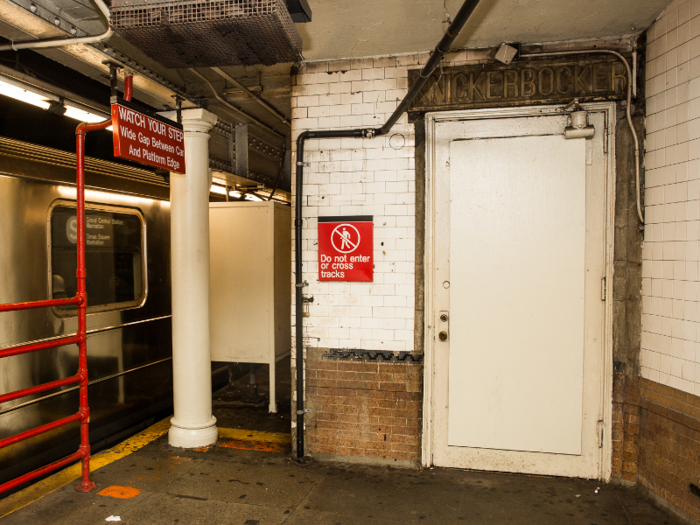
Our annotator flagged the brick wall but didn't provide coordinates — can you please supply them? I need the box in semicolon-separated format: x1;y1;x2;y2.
612;372;641;481
304;348;422;465
639;378;700;521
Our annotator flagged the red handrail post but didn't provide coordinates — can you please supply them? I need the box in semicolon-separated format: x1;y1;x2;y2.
74;123;97;493
0;112;114;495
73;119;111;492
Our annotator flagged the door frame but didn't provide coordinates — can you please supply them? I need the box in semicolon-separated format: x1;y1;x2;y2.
422;103;616;481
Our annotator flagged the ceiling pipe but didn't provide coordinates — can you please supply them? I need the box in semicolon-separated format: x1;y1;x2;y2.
293;0;482;462
377;0;481;136
189;68;285;142
124;73;133;102
0;0;113;52
210;67;291;128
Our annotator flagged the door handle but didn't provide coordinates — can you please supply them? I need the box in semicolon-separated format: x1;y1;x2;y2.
439;331;448;342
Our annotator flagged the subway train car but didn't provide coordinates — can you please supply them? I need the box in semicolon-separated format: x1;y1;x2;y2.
0;136;192;487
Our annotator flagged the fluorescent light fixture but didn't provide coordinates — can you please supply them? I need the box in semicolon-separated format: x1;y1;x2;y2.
64;105;107;123
244;193;263;201
63;104;112;130
0;74;110;128
210;184;244;199
0;78;51;110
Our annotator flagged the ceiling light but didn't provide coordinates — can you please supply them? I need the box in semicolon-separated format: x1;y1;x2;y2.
0;79;51;109
210;184;245;199
63;105;106;123
64;104;112;130
0;75;110;128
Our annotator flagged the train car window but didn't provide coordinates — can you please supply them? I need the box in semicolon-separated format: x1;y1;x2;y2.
50;205;145;313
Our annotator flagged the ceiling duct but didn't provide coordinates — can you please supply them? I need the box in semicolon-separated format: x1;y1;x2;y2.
110;0;303;68
285;0;311;22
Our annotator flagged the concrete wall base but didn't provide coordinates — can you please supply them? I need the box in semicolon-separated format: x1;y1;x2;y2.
309;451;419;469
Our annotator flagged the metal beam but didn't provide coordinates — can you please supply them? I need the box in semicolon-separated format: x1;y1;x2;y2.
235;123;249;178
211;67;290;127
189;68;286;142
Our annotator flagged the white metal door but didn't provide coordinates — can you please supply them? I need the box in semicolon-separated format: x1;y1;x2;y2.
427;107;612;479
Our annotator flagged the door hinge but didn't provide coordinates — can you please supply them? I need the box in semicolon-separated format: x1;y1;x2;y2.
601;277;607;301
597;420;604;448
603;125;608;154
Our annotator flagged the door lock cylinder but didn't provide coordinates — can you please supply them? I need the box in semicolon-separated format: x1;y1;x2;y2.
438;310;449;342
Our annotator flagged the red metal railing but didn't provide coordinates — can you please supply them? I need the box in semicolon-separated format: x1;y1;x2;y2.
0;75;135;494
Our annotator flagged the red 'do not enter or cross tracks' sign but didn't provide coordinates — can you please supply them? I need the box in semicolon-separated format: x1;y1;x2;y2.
318;216;373;282
111;98;185;174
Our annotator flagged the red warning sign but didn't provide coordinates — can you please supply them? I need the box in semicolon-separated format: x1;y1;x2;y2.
318;216;373;282
111;98;185;174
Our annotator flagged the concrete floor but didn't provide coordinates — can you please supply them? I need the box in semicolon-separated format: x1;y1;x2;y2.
0;362;687;525
1;442;685;525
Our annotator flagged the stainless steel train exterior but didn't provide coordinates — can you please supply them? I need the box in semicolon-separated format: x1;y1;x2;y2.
0;137;177;487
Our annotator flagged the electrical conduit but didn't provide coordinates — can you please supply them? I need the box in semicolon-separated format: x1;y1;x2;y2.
519;49;644;225
0;0;113;52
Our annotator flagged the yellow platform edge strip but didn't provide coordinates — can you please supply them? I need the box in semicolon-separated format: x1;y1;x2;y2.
0;417;171;519
0;420;291;519
218;428;291;444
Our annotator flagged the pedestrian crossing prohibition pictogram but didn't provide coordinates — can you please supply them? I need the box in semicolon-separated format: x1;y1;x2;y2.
331;224;361;254
318;216;373;282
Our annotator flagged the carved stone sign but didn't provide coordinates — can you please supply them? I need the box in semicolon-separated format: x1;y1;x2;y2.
408;55;628;112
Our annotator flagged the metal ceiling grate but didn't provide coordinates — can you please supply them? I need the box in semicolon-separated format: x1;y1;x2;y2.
111;0;303;68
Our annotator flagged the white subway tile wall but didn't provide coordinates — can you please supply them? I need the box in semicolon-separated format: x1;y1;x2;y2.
289;42;622;356
291;54;424;354
642;0;700;393
290;50;494;354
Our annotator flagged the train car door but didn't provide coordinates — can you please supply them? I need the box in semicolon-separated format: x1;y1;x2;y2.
425;105;614;479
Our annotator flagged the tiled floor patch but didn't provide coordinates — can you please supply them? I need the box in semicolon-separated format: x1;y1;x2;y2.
97;486;141;499
217;438;291;453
